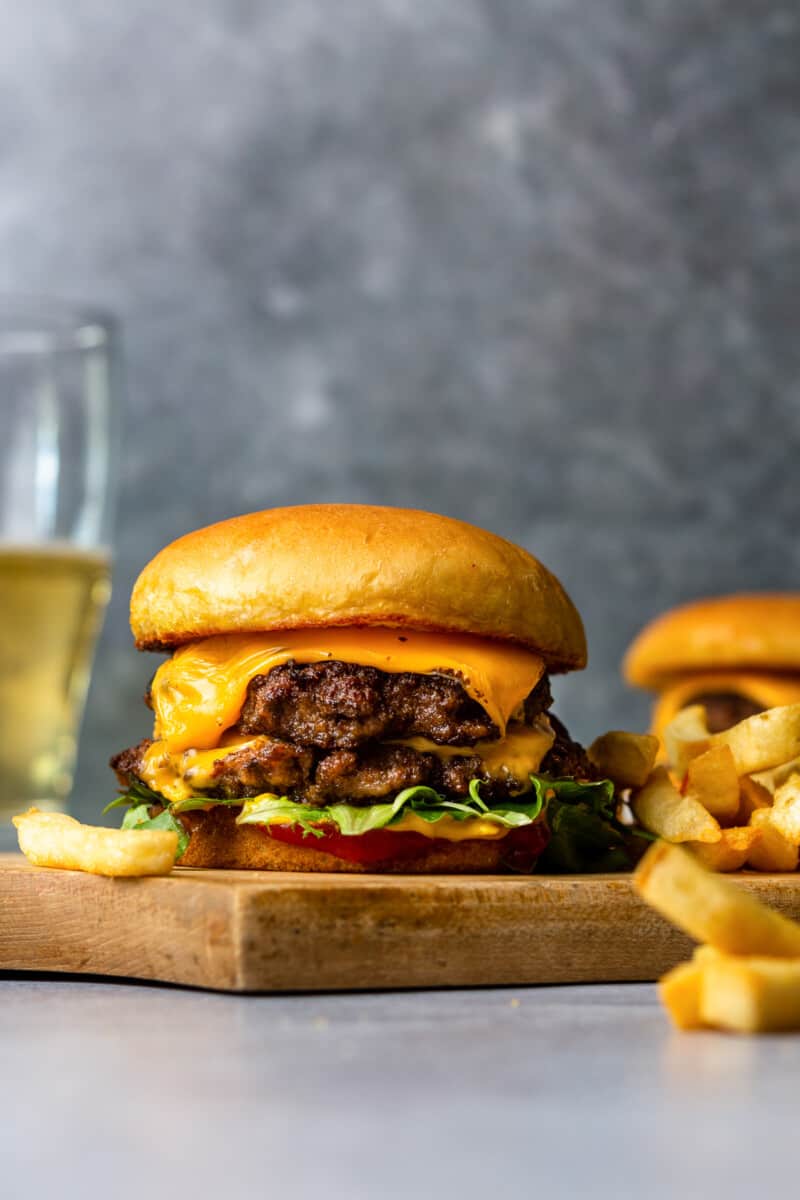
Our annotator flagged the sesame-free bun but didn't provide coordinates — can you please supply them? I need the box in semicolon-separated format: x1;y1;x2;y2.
175;806;525;874
130;505;586;671
624;594;800;689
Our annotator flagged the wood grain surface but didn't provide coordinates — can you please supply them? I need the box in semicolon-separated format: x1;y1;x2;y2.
3;852;800;993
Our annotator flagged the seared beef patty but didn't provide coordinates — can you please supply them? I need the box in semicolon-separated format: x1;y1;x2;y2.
208;738;314;795
110;738;151;783
111;666;589;806
111;720;591;807
686;692;762;734
539;715;594;780
238;660;504;748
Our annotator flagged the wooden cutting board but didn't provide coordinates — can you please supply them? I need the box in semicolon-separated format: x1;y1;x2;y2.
3;851;800;993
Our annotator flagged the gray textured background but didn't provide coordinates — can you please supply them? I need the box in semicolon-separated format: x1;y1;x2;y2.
1;1;799;821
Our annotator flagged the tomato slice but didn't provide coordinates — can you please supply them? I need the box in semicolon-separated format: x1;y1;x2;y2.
264;819;550;869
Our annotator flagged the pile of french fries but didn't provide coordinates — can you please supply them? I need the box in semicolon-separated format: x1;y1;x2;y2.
599;702;800;872
636;841;800;1032
12;809;177;877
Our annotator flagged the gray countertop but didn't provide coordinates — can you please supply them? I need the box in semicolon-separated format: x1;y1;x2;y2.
2;976;796;1199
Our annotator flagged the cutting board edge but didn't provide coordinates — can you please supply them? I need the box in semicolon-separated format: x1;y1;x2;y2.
4;854;800;992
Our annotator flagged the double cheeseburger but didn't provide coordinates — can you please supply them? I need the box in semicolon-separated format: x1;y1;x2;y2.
624;594;800;740
110;505;625;873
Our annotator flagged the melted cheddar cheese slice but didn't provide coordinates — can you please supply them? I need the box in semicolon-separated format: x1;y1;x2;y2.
259;810;510;841
390;717;554;793
150;629;546;753
140;734;260;805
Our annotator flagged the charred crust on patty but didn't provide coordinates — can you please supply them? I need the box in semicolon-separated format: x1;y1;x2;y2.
206;739;314;798
237;660;499;749
539;715;597;780
109;739;153;790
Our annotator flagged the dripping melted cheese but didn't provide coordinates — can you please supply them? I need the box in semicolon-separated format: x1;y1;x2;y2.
149;629;546;753
389;716;554;792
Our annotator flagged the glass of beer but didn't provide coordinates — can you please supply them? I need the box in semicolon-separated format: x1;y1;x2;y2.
0;300;119;839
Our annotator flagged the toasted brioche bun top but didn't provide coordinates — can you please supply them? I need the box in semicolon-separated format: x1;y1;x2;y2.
625;594;800;689
130;504;586;671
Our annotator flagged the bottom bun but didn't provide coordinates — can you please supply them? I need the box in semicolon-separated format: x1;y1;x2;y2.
173;805;526;874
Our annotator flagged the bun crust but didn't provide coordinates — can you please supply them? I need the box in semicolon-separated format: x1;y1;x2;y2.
624;594;800;688
176;806;522;874
131;505;586;671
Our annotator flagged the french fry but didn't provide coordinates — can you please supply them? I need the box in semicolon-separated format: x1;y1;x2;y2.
750;755;800;796
587;731;659;789
769;775;800;846
689;826;759;873
634;841;800;956
662;706;712;777
632;767;721;844
700;953;800;1034
737;775;772;823
658;960;705;1030
691;944;721;964
659;946;800;1033
13;809;177;877
747;810;799;872
709;703;800;776
685;744;740;824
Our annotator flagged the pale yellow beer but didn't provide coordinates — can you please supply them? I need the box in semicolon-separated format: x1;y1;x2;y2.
0;545;111;819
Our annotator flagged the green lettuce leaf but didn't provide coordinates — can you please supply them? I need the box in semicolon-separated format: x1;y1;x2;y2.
102;778;164;814
534;776;631;873
121;802;190;860
106;768;631;872
236;780;547;838
171;795;243;814
106;779;243;819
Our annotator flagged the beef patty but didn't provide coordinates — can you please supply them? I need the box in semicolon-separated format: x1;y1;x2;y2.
237;660;548;748
112;665;590;806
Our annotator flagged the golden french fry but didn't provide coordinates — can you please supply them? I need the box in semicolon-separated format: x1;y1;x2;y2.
13;808;177;877
632;767;721;844
750;755;800;796
634;841;800;956
700;953;800;1034
658;960;705;1030
685;745;740;823
709;703;800;776
747;809;799;872
662;706;712;777
737;775;772;823
658;946;800;1033
689;826;759;873
691;944;722;965
769;775;800;846
587;731;659;789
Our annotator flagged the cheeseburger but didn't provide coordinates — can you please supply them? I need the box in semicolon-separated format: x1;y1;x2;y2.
110;505;627;873
624;594;800;740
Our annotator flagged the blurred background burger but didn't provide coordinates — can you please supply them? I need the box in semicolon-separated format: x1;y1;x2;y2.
624;595;800;741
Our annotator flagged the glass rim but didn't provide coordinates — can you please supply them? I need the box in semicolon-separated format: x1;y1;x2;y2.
0;295;117;355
